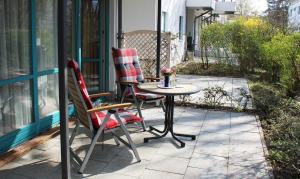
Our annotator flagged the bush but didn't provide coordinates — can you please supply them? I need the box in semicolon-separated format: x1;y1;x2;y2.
250;82;300;177
261;33;300;94
201;18;275;73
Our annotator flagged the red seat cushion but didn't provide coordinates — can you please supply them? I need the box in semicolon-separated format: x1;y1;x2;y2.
96;109;142;129
68;59;142;129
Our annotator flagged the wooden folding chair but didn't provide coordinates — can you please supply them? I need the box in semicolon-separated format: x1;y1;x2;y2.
68;60;141;173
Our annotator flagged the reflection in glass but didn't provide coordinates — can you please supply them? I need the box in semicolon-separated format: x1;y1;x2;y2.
0;1;31;80
0;81;32;136
38;75;59;118
36;0;58;71
82;62;100;92
82;0;100;59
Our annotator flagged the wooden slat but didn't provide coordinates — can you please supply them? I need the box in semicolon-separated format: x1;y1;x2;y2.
87;103;132;113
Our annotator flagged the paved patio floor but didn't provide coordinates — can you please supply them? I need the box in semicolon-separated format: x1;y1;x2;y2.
175;75;253;109
0;107;271;179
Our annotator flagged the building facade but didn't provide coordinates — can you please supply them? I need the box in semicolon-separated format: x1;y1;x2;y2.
288;0;300;31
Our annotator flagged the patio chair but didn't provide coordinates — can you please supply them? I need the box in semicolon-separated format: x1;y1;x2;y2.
112;48;165;130
67;59;141;173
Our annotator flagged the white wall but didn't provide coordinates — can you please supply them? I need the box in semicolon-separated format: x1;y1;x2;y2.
162;0;187;66
289;0;300;31
122;0;156;32
122;0;187;66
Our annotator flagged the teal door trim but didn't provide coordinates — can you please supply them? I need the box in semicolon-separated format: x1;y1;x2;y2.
30;0;40;136
75;0;82;69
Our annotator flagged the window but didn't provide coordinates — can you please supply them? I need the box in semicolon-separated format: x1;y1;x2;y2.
162;12;167;32
179;16;183;39
0;1;33;136
37;0;58;71
298;7;300;15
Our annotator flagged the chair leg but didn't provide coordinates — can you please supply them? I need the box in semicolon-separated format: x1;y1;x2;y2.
78;113;111;174
129;86;146;131
138;101;147;131
161;99;166;112
114;113;141;162
120;86;128;103
69;119;80;145
112;135;120;146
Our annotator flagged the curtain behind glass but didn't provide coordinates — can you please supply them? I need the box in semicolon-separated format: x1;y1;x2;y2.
36;0;59;118
37;0;58;71
0;0;32;136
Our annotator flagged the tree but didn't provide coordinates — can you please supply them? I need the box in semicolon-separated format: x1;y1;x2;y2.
266;0;289;30
235;0;252;16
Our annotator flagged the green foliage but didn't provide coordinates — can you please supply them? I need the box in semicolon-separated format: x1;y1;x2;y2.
261;33;300;94
202;86;229;107
200;17;299;94
250;82;300;177
177;61;241;77
201;18;275;73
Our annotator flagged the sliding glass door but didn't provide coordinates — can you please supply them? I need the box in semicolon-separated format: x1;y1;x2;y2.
0;0;60;153
77;0;110;93
0;1;33;137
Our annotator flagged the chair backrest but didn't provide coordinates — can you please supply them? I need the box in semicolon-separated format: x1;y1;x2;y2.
68;68;93;130
67;59;103;131
112;48;144;83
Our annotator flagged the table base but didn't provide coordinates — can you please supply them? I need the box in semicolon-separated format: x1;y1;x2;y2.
143;96;196;148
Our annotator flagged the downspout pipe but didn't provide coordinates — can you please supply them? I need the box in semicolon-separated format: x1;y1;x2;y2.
156;0;162;78
193;10;210;50
117;0;122;48
58;0;71;178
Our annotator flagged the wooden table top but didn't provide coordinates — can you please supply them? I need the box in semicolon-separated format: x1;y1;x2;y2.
137;82;200;96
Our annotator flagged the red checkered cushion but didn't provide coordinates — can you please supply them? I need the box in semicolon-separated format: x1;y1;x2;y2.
112;48;164;101
68;59;142;129
112;48;144;83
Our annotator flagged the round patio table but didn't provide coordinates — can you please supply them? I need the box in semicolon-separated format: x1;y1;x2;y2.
137;82;200;148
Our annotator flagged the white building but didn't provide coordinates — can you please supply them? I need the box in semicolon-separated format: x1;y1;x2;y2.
186;0;235;55
288;0;300;31
122;0;235;65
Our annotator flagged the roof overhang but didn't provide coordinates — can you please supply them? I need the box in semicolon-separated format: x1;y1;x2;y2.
186;0;215;10
213;1;236;15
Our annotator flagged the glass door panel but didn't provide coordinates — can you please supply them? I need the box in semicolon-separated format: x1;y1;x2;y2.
81;0;100;92
0;81;32;136
36;0;58;71
0;1;31;80
38;75;59;118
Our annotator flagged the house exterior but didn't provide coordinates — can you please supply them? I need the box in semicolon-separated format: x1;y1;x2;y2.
121;0;235;66
122;0;187;66
0;0;235;154
186;0;236;55
288;0;300;31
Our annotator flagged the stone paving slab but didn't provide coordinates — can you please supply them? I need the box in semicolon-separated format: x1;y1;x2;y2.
0;107;271;179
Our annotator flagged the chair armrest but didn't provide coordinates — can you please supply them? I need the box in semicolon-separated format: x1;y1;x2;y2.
87;103;132;113
144;77;160;82
89;92;113;99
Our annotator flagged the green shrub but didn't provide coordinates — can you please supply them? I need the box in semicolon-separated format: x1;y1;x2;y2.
261;33;300;94
250;82;300;177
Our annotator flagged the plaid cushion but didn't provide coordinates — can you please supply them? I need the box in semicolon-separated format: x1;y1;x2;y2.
68;59;142;129
112;48;144;83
